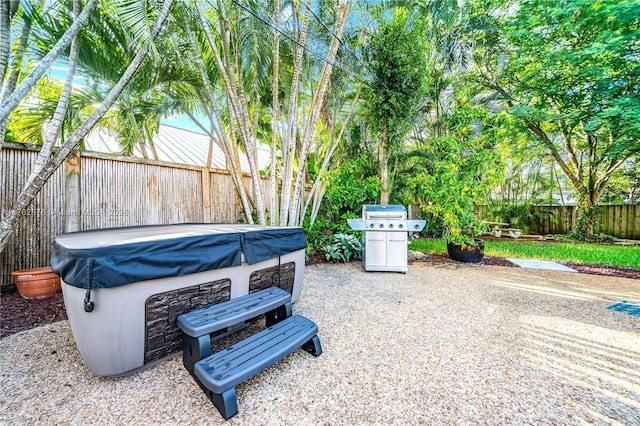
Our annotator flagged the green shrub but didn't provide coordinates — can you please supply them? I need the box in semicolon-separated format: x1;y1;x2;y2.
322;233;363;263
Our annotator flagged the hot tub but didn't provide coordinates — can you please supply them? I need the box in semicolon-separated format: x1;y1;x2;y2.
50;224;306;377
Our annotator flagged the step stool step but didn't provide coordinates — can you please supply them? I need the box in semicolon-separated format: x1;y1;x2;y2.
178;287;293;376
177;286;292;337
194;314;322;419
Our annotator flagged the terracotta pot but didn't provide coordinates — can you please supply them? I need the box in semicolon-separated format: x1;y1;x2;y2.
11;266;62;299
447;238;485;264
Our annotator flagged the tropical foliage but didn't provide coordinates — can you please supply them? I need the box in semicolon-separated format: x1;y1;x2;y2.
363;5;426;205
410;100;498;246
322;233;363;263
1;0;639;255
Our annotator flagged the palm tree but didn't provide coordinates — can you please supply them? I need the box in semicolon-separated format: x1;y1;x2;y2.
0;0;176;254
166;0;352;227
0;0;99;150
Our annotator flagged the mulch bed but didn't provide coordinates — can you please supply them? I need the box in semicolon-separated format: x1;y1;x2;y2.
2;254;638;340
1;286;67;339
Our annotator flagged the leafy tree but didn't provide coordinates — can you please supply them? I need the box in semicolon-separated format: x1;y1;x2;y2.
600;158;640;205
363;6;426;205
475;0;640;237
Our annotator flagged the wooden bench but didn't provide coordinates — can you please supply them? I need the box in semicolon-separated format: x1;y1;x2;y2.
177;286;292;375
176;286;322;419
195;314;322;419
484;222;522;238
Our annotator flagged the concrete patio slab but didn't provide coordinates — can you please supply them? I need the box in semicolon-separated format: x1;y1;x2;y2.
507;258;578;272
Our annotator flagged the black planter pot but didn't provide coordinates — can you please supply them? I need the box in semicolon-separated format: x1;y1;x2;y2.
447;238;485;263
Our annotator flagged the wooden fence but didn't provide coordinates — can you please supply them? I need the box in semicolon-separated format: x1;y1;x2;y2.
476;204;640;239
1;144;271;288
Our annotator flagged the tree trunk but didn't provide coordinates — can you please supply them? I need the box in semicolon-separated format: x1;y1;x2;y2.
380;117;389;205
182;9;255;223
0;17;31;162
270;0;280;225
197;0;265;224
288;2;349;226
300;90;360;224
573;191;598;238
280;5;310;225
0;0;10;85
0;0;175;254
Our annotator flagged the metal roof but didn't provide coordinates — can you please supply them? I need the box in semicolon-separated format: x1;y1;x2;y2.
84;124;270;172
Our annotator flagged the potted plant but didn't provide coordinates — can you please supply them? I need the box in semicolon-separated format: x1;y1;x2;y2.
422;197;488;264
409;103;499;263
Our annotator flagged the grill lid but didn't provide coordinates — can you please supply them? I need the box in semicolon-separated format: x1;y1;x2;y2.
362;204;407;220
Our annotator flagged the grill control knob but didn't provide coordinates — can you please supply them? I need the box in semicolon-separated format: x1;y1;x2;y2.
389;224;394;229
379;224;384;229
399;224;404;229
414;224;420;229
369;223;375;228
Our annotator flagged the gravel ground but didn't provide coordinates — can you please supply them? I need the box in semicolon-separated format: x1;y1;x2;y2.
1;262;639;425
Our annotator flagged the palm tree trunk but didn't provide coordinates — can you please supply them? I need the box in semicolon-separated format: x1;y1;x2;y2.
205;0;266;224
0;0;84;253
380;117;389;205
289;2;350;225
31;0;83;185
270;0;280;225
300;89;360;224
280;5;310;225
0;0;11;89
1;17;30;100
0;0;175;254
0;16;31;159
0;0;99;150
148;139;159;160
183;9;255;223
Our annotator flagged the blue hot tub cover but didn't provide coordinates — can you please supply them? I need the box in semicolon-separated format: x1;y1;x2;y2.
50;224;306;290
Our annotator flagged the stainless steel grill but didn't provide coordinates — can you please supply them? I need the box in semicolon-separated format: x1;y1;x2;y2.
347;205;425;273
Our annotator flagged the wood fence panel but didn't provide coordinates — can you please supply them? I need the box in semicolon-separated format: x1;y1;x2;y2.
1;148;65;287
601;204;640;239
600;204;614;237
478;204;640;238
207;172;272;224
80;156;204;229
209;171;239;223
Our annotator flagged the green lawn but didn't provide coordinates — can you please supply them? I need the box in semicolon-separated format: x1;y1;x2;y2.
408;238;640;269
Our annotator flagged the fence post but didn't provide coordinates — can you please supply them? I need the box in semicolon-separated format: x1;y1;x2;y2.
201;168;211;222
64;151;81;232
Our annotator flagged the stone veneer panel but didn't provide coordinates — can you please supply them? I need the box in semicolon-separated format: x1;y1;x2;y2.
249;262;295;295
144;278;231;364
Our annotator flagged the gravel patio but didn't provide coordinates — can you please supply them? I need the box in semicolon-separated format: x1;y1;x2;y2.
1;261;639;424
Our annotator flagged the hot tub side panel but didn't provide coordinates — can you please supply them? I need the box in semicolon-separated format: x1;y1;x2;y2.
61;249;305;376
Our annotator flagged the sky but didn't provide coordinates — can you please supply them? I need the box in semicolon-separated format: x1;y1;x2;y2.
160;115;207;135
